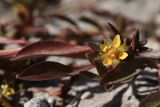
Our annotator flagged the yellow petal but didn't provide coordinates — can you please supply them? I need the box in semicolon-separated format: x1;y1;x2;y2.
113;34;121;48
108;49;116;58
1;84;8;89
119;52;128;60
9;88;15;94
103;57;112;66
100;44;108;52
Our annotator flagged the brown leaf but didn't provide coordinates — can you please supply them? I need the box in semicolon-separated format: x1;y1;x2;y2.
130;30;139;51
0;36;27;45
17;61;71;81
17;61;95;81
139;90;160;107
13;41;94;60
22;26;48;35
71;64;95;75
80;71;100;81
108;23;124;43
101;58;157;86
0;48;22;58
79;16;103;31
43;14;79;29
108;23;119;35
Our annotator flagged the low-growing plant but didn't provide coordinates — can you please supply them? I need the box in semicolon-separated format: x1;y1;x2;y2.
0;1;160;107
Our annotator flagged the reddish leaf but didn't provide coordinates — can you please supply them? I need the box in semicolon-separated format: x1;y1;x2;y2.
43;14;79;29
17;61;95;81
108;23;124;43
13;41;94;60
130;30;139;51
71;64;95;75
108;23;119;35
139;90;160;107
0;36;27;45
80;71;100;81
0;48;22;58
101;58;157;86
79;16;103;31
22;26;48;35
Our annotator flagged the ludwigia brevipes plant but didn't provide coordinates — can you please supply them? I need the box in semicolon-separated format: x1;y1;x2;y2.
0;1;160;106
11;24;159;92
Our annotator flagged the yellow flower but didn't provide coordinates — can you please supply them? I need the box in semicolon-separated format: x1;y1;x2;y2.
1;84;15;97
12;4;29;18
97;34;128;67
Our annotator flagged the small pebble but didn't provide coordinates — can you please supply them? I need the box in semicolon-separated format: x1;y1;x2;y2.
80;91;92;100
24;97;50;107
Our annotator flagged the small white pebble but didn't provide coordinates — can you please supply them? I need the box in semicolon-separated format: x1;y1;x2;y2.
80;91;92;100
24;97;50;107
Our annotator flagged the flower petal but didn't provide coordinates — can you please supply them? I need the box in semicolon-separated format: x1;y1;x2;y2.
113;34;121;48
103;57;112;66
100;44;108;52
119;52;128;60
108;49;116;58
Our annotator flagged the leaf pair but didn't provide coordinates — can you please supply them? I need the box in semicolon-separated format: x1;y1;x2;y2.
12;41;95;81
129;30;152;54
